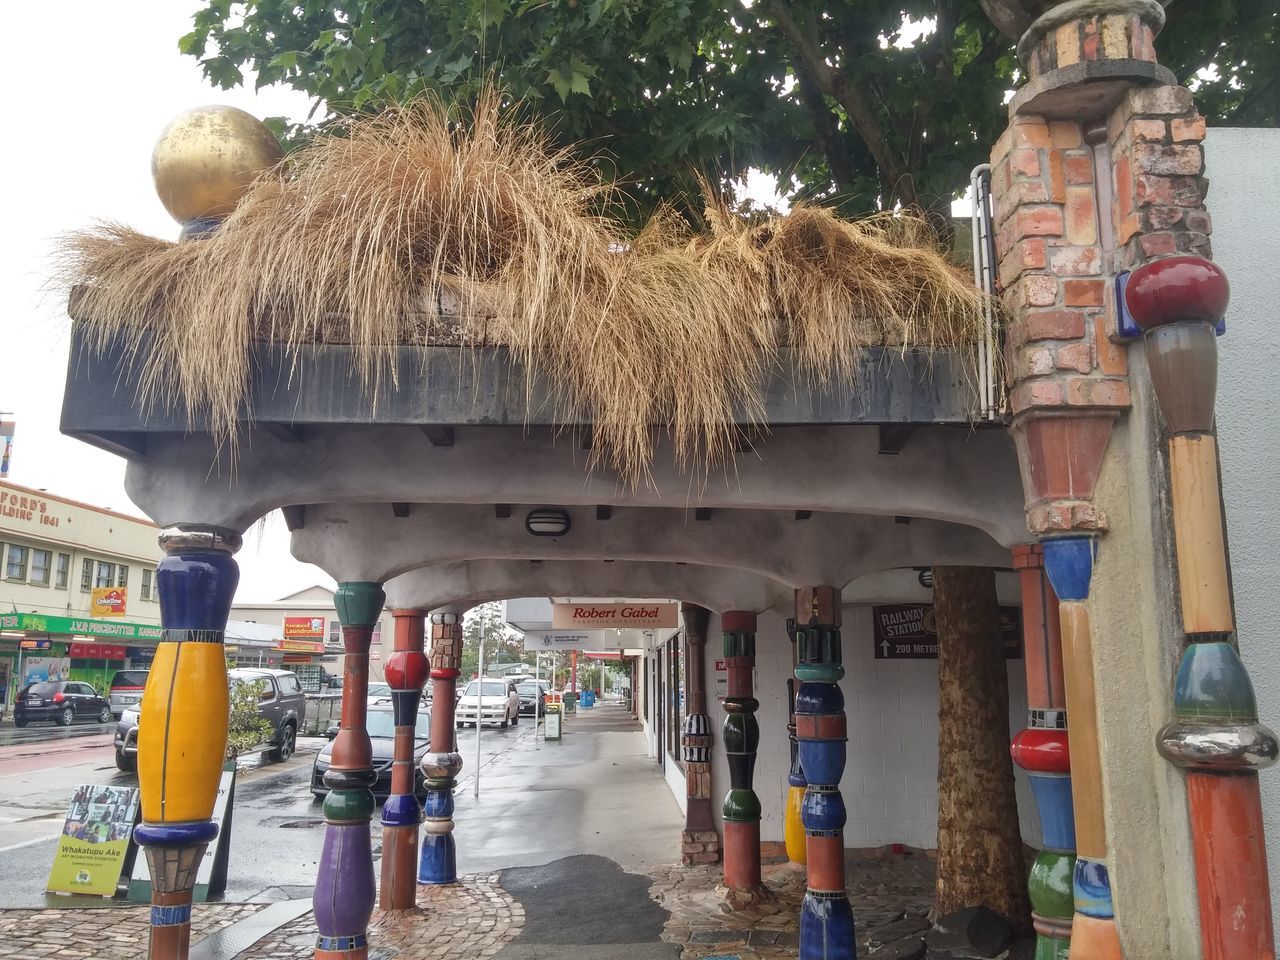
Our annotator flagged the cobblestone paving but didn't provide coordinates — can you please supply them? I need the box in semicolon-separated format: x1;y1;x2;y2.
241;874;524;959
0;903;263;959
651;852;936;960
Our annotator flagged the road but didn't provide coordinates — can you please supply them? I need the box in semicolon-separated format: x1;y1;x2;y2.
0;716;535;908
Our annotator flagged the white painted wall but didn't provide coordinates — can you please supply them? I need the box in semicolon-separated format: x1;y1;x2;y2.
695;602;1039;850
1204;126;1280;936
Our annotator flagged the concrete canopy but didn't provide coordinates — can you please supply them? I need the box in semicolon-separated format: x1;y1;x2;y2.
122;423;1026;544
290;501;1012;585
383;559;793;615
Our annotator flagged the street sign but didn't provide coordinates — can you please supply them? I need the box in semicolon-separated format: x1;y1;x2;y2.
522;631;627;652
47;784;140;897
871;604;1023;659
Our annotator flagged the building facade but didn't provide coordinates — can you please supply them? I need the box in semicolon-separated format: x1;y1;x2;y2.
0;480;163;709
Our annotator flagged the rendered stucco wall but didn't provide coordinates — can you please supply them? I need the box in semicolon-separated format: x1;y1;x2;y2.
699;604;1039;851
1204;126;1280;936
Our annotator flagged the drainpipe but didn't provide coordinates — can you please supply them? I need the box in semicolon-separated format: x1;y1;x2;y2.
970;163;1000;420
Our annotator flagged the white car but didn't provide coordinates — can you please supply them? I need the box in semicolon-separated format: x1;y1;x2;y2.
455;678;520;729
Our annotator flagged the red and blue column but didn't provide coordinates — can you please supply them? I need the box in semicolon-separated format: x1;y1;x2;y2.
1010;545;1074;960
379;609;428;910
135;525;240;960
794;586;854;960
419;613;463;885
721;611;762;894
314;581;385;960
1127;255;1278;960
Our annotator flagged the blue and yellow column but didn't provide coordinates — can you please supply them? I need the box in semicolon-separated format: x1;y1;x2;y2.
794;587;854;960
314;581;385;960
134;526;239;960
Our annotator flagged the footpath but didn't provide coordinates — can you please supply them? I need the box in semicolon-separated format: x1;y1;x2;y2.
0;704;937;960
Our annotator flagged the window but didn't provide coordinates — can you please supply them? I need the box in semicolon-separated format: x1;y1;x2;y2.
279;674;301;695
6;545;28;581
30;550;51;586
116;565;128;588
95;561;115;588
81;558;93;592
55;553;70;589
141;568;153;601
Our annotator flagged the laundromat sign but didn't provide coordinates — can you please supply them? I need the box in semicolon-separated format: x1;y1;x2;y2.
551;603;679;630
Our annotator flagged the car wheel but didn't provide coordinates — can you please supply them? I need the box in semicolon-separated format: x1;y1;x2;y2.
14;718;26;728
512;710;519;726
499;714;508;729
268;723;295;763
98;706;111;724
59;707;74;727
115;749;136;772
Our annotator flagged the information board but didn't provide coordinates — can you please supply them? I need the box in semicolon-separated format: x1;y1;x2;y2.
871;604;1023;659
47;784;140;896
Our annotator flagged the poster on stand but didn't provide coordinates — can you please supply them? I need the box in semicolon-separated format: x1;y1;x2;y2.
47;784;140;896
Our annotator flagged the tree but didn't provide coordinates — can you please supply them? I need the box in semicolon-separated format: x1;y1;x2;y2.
459;602;530;680
930;566;1030;930
182;0;1275;222
226;679;273;760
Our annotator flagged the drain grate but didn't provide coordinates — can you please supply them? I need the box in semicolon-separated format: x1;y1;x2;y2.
189;899;313;960
262;816;326;829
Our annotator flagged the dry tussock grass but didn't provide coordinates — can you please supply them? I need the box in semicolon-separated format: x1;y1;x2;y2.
57;90;990;483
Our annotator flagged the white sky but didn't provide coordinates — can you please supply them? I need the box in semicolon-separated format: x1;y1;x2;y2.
0;1;325;601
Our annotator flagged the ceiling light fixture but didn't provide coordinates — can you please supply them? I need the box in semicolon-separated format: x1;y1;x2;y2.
525;508;571;537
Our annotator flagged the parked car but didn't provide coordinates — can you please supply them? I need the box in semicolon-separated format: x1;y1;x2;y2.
456;678;519;728
367;681;392;707
114;668;306;771
516;680;548;717
311;706;432;800
15;681;112;727
108;670;149;719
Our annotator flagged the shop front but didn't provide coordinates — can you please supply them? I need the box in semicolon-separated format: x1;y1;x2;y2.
0;612;163;709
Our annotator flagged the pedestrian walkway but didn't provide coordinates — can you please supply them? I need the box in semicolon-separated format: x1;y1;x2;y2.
0;702;939;959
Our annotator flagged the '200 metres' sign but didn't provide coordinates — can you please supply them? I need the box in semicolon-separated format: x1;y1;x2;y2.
872;603;1022;660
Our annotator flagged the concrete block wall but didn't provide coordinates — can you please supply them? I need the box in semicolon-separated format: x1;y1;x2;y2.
702;606;1040;850
1203;126;1280;937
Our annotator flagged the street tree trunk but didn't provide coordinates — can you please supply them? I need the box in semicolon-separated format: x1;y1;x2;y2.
931;566;1032;932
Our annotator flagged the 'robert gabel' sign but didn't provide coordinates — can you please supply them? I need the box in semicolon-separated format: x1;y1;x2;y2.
872;604;1022;660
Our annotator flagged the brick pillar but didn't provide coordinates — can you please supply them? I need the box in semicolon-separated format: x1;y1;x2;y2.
135;526;239;960
680;603;721;866
721;611;762;897
419;613;463;884
314;581;386;960
379;609;428;910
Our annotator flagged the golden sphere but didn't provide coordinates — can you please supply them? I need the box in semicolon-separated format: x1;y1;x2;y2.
151;105;284;223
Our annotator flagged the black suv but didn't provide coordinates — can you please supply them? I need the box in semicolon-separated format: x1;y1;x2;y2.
15;681;112;727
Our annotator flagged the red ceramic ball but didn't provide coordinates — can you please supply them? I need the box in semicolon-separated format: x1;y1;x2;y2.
1010;727;1071;774
1126;255;1229;330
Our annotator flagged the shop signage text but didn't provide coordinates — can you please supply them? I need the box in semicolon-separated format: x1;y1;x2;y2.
0;488;59;528
0;613;163;643
522;631;626;652
276;637;325;654
283;616;326;638
90;587;128;618
871;604;1023;660
551;603;678;630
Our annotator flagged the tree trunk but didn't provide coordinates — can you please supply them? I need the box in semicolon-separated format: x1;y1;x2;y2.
931;566;1032;932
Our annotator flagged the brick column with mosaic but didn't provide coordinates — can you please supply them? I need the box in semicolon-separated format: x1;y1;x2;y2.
419;613;464;885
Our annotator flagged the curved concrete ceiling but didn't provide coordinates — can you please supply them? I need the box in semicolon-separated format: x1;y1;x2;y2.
290;502;1012;584
383;558;794;615
123;423;1026;544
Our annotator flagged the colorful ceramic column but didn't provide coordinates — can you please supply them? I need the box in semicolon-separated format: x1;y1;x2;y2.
314;581;385;960
379;609;428;910
721;611;761;893
784;615;807;868
135;525;239;960
1127;256;1279;960
680;604;721;865
794;587;854;960
1010;545;1074;960
1039;536;1120;959
419;613;463;884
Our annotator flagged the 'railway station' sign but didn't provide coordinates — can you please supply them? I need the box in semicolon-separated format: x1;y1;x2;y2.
872;604;1022;660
